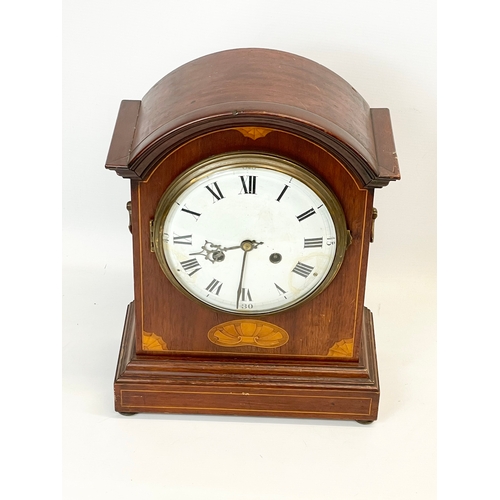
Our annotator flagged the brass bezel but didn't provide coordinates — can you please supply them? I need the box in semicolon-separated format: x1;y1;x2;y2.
152;152;350;316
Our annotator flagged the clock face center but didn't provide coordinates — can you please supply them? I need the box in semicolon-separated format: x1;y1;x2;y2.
241;240;257;252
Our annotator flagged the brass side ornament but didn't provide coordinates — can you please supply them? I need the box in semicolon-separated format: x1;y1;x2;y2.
370;207;378;243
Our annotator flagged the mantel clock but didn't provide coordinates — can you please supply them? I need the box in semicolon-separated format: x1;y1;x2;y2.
105;49;400;422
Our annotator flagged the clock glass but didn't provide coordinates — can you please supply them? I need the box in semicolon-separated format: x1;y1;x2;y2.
152;153;349;315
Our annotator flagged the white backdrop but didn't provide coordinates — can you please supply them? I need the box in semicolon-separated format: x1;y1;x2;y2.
61;1;436;499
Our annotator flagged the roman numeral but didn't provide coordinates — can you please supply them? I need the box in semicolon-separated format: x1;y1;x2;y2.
239;288;253;302
292;262;314;278
274;283;288;296
181;207;201;221
205;279;223;295
276;184;290;202
296;208;316;222
205;182;224;202
173;234;192;245
180;258;202;276
304;237;323;248
240;175;257;194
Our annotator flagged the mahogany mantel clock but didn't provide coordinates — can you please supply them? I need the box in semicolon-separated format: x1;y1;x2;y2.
105;48;400;422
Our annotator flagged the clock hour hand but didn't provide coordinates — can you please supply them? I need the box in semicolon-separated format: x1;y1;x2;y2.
190;240;263;263
222;240;263;252
189;240;226;263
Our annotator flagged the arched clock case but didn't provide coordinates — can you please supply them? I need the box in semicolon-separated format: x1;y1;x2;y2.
105;49;400;422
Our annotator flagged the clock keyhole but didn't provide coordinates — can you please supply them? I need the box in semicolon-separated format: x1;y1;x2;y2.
269;253;282;264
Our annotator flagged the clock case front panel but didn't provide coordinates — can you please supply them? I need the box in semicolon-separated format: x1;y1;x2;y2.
133;129;372;360
105;49;400;421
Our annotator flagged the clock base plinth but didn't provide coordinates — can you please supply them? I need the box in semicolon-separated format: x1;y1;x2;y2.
114;303;380;422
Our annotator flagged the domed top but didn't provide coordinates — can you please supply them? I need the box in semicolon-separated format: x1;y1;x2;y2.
106;48;399;187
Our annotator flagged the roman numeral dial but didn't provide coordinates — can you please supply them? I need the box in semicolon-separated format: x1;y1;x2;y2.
181;207;201;221
239;288;252;302
304;237;323;248
276;184;290;202
205;182;224;202
292;262;315;278
206;279;223;295
173;234;193;245
180;258;202;276
296;208;316;222
155;154;348;315
240;175;257;194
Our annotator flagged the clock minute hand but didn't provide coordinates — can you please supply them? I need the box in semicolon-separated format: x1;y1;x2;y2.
235;240;263;309
235;247;249;309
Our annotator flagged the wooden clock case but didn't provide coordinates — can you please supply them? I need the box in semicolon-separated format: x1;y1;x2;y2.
105;48;400;422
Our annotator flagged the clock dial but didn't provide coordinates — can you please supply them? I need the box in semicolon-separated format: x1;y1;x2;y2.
152;153;349;315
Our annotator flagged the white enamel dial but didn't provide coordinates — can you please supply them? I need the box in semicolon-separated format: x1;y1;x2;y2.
153;154;349;315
